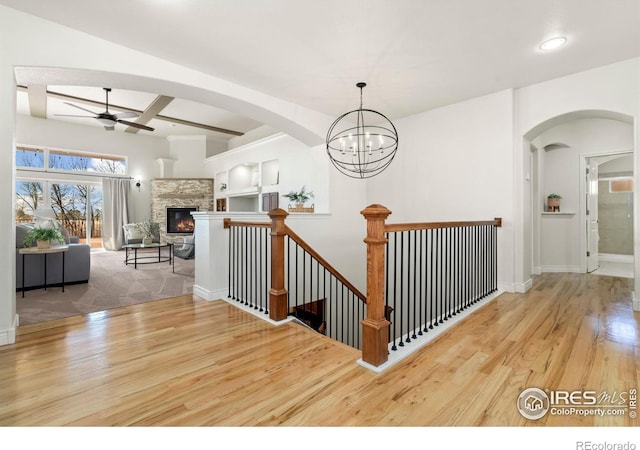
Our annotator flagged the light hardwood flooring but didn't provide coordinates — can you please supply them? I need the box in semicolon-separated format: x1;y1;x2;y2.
0;272;638;426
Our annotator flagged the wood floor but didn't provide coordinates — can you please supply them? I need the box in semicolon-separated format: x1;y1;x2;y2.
0;272;638;426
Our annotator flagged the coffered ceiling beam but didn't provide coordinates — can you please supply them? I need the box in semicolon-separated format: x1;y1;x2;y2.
27;84;47;118
154;114;244;136
125;95;174;134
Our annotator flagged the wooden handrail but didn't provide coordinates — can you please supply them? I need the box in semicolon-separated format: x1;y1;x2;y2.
284;225;366;302
384;217;502;233
223;218;271;229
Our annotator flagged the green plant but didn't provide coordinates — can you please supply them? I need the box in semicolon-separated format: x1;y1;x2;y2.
135;219;160;238
283;186;314;205
23;227;64;247
547;193;562;199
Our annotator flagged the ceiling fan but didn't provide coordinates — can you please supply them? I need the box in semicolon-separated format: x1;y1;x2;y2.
55;87;154;132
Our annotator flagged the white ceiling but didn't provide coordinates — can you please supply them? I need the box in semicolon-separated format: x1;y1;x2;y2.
3;0;640;140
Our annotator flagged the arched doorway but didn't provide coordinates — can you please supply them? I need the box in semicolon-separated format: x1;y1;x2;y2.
523;110;635;281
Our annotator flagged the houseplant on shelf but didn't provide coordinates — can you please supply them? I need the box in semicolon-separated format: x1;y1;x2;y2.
23;226;64;249
136;219;160;245
283;185;315;212
547;193;562;212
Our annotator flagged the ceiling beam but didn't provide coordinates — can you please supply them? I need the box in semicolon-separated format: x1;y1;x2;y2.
27;84;47;118
125;95;174;134
17;85;244;137
154;114;244;136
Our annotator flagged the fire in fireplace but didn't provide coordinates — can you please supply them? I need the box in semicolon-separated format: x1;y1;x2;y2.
166;207;197;234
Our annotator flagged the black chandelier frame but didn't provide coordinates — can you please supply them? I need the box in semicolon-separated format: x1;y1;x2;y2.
325;82;398;179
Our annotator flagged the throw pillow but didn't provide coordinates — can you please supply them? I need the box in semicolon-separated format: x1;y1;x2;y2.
123;223;145;241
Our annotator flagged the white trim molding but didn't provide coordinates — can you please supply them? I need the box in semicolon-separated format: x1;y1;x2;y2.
599;253;634;264
0;314;18;346
193;285;226;301
633;291;640;312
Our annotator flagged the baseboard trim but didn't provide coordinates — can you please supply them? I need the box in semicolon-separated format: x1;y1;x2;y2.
192;284;226;301
599;253;634;264
0;314;18;346
222;297;295;326
540;265;582;273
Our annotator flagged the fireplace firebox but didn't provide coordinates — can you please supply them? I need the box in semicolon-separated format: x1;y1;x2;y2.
166;207;197;234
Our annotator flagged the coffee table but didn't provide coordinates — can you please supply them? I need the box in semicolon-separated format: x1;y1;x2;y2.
19;245;69;297
123;242;174;272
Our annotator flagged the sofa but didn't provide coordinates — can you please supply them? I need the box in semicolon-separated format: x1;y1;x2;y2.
16;223;91;291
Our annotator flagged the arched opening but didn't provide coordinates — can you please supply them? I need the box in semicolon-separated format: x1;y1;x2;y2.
523;110;635;283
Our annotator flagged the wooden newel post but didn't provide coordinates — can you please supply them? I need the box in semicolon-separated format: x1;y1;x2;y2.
269;208;289;321
361;204;392;367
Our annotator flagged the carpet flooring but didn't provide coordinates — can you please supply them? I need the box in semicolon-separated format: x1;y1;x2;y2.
16;248;195;326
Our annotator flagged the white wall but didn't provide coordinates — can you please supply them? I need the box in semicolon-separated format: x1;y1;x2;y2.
16;115;170;223
167;135;208;178
0;43;17;344
535;118;633;272
366;89;515;290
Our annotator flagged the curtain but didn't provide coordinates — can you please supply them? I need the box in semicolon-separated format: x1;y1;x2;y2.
102;178;130;251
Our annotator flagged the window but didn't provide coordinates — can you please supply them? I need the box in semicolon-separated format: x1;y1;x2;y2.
16;146;44;169
15;181;44;222
610;179;633;193
49;149;126;174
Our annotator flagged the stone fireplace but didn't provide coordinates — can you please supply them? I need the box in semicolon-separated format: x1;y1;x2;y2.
151;178;214;243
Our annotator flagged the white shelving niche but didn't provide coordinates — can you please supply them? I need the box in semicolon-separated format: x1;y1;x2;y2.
215;159;280;213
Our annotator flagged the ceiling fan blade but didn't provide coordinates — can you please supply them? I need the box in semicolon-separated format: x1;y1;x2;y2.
117;120;154;132
114;111;139;120
63;101;101;115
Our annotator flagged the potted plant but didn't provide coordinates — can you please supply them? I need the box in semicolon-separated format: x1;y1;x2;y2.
136;219;160;244
284;185;314;208
23;227;64;249
547;193;562;212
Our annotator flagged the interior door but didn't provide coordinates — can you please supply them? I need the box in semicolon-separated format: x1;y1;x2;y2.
586;160;599;272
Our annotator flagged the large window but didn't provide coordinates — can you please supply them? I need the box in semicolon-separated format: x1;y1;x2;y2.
15;145;124;249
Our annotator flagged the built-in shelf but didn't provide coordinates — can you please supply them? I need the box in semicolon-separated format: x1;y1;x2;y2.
214;159;280;213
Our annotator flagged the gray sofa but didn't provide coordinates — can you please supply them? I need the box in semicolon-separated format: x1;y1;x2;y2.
16;223;91;291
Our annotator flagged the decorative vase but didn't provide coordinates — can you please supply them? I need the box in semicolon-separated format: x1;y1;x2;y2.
36;240;51;249
143;236;152;245
547;198;560;212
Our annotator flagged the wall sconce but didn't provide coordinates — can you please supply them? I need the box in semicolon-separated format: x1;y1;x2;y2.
135;180;141;192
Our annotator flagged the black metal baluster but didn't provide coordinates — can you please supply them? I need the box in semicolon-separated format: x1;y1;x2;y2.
398;231;405;346
411;229;417;340
286;236;290;312
405;230;411;343
446;227;452;319
418;228;424;336
429;228;435;329
438;227;443;325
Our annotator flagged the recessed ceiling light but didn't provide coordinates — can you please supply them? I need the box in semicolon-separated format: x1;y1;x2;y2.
540;36;567;51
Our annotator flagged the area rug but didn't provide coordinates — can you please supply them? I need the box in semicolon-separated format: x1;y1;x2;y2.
16;249;195;326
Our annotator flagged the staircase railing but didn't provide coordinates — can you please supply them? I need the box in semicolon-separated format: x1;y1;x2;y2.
284;225;366;347
224;210;366;348
360;204;502;366
224;205;502;368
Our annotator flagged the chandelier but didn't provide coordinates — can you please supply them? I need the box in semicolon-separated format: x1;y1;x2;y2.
326;82;398;179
